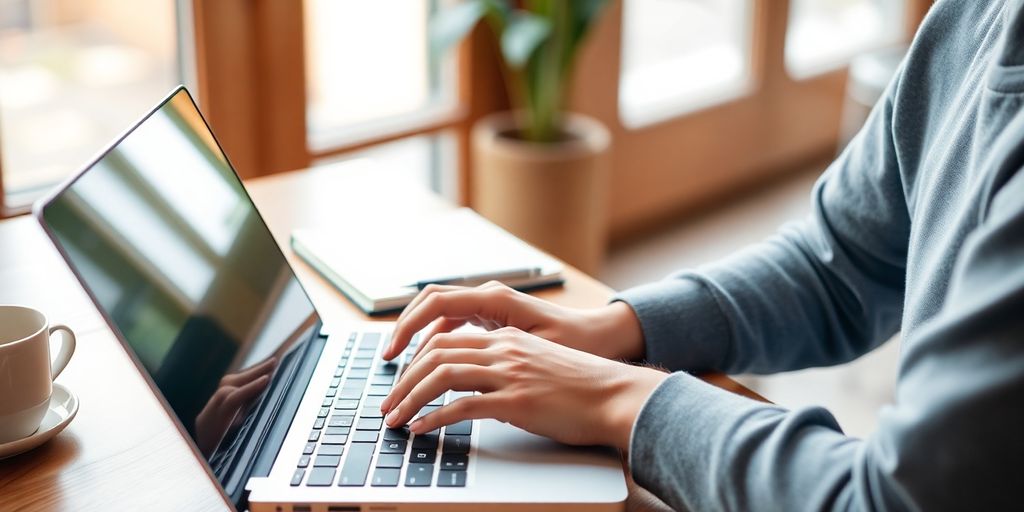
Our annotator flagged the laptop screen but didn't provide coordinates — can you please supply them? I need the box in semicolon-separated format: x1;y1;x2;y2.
38;87;319;459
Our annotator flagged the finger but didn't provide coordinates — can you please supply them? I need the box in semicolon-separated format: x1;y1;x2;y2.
383;341;495;412
388;286;514;361
220;357;277;387
385;364;499;428
403;331;497;384
385;281;505;360
409;316;473;363
222;374;270;411
408;393;507;434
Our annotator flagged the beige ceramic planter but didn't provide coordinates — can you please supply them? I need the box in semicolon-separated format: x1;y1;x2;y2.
471;111;611;275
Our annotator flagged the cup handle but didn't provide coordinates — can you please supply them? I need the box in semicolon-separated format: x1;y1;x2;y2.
48;324;77;380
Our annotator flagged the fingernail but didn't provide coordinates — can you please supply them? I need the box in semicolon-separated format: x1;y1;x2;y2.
380;396;392;413
385;408;401;427
409;418;424;434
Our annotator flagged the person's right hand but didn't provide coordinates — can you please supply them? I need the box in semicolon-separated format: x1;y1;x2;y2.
381;281;645;362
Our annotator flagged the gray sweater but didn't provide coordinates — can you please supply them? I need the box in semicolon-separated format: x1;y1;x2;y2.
615;1;1024;510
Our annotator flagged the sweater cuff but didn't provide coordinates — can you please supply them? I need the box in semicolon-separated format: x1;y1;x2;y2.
612;277;732;372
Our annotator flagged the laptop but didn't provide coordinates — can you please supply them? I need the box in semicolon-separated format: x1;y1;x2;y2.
32;86;627;511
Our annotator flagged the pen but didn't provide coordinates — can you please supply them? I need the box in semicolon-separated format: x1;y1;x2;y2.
410;267;543;290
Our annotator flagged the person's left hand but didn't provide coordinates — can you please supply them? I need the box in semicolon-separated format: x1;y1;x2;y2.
380;327;668;451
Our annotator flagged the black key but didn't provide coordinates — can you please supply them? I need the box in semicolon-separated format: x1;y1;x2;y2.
321;397;333;408
409;448;436;463
371;467;400;487
313;417;325;430
360;333;381;347
314;455;341;467
329;415;354;428
338;443;375;486
290;468;304;486
318;407;330;418
352;430;379;443
380;439;407;454
308;430;321;442
306;467;335;486
360;407;384;419
303;442;316;455
335;399;359;410
338;388;363;400
319;444;344;456
376;362;399;375
440;453;468;471
298;455;311;468
437;470;466;487
351;358;373;369
367;385;391;396
371;374;395;386
324;388;337;398
325;426;350;436
405;463;434;487
342;378;367;390
383;427;411;440
375;453;404;468
445;420;472;436
412;431;439;450
427;394;445;406
357;418;384;431
322;434;348;445
348;368;370;378
363;395;386;407
443;435;471;454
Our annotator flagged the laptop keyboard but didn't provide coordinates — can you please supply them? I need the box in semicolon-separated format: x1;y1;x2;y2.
290;331;472;488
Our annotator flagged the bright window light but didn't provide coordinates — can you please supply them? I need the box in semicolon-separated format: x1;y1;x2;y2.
786;0;906;79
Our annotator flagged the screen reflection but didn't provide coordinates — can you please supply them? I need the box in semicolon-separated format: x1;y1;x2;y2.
41;89;319;460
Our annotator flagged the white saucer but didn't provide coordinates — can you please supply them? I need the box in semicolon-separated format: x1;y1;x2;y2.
0;383;79;460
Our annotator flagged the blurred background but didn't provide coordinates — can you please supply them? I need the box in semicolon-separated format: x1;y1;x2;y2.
0;0;930;438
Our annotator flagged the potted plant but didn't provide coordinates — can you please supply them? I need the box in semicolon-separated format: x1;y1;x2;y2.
432;0;611;274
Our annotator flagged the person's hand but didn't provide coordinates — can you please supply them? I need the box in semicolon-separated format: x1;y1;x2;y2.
195;357;276;455
380;327;668;450
382;281;645;363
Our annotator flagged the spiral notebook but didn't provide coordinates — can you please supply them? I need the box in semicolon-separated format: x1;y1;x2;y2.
290;208;564;314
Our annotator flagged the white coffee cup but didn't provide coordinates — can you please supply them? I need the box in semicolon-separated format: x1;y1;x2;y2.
0;305;76;444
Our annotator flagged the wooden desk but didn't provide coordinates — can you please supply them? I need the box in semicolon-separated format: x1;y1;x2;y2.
0;162;758;511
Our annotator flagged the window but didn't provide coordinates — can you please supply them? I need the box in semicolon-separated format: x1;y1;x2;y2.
304;0;457;152
0;0;186;209
619;0;753;128
786;0;906;79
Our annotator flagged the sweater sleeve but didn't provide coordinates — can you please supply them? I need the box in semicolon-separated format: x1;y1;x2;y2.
614;62;910;375
627;165;1024;511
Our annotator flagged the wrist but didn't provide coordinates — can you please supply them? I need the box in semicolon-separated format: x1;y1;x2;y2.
587;302;645;360
602;365;668;451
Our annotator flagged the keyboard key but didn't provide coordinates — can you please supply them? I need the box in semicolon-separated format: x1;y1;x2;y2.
445;420;472;436
319;444;344;456
427;394;445;406
338;443;375;486
326;426;350;436
324;388;337;398
376;453;404;468
371;374;395;386
356;348;377;358
363;395;385;407
352;430;379;443
313;417;325;430
437;470;467;487
308;430;321;442
380;439;407;454
303;442;316;455
322;434;348;445
409;448;436;463
371;467;400;487
383;427;411;440
298;455;311;468
321;397;333;408
318;407;330;418
357;418;384;431
306;467;335;486
290;468;304;486
330;377;342;388
412;432;439;450
376;363;399;375
329;415;354;428
360;332;382;347
334;367;344;378
351;358;373;369
339;388;363;400
348;332;358;342
334;399;359;410
314;455;341;467
342;378;367;390
348;368;370;378
443;435;471;454
405;463;434;487
440;453;468;471
367;385;391;396
359;407;384;419
418;405;440;417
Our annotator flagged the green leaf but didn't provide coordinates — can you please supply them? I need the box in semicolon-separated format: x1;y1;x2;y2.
429;0;488;56
501;11;552;69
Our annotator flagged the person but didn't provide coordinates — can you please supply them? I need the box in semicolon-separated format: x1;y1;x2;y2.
380;0;1024;509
